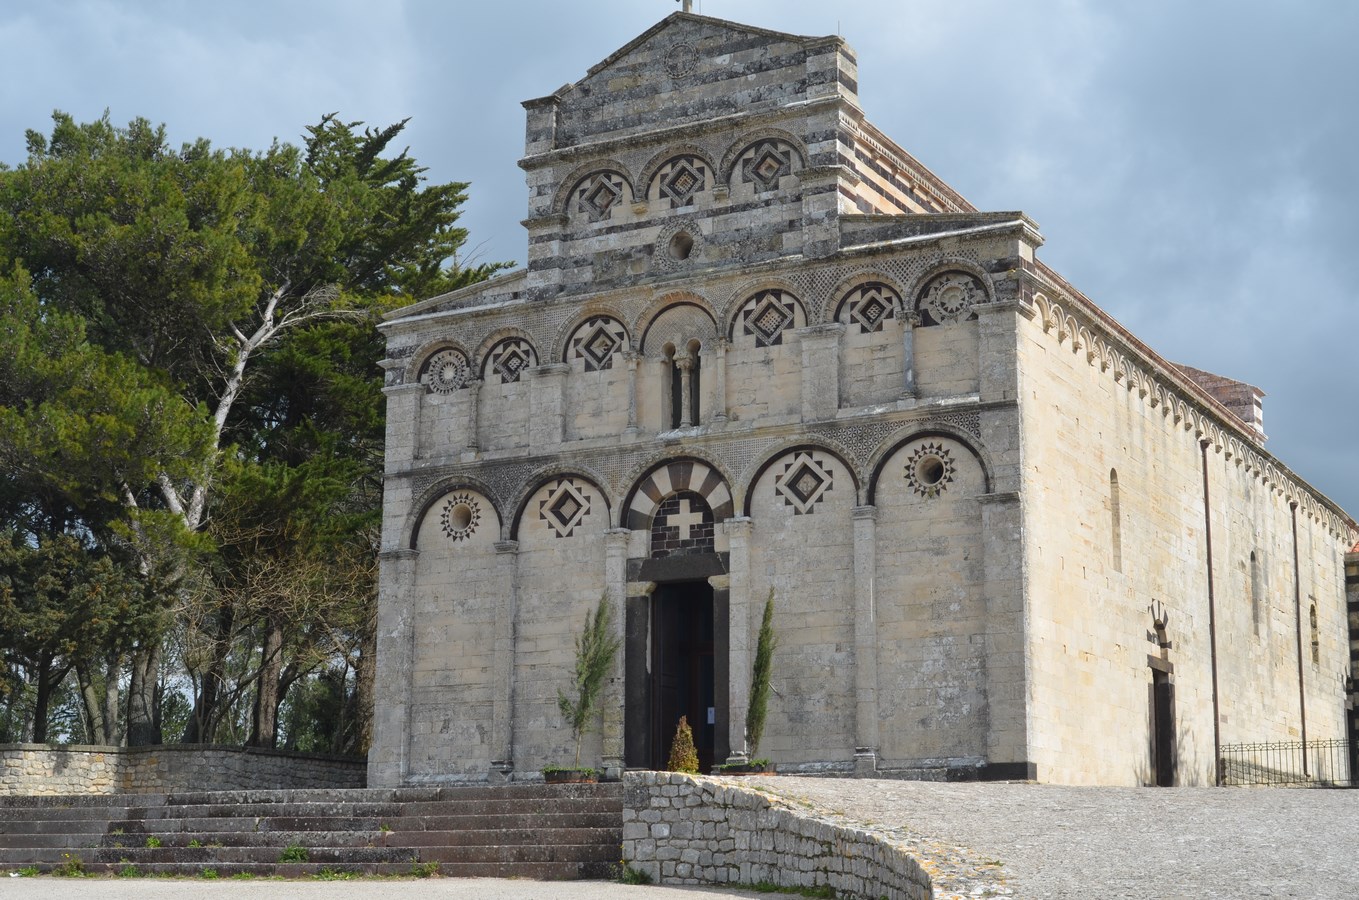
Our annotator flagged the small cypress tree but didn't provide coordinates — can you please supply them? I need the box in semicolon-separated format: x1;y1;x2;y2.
557;594;622;768
667;715;699;774
745;588;778;758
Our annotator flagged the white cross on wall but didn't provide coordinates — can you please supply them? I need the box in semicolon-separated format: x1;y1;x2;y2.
668;498;705;540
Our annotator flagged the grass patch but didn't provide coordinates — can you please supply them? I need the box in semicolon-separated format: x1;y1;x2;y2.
314;867;355;881
117;864;140;878
144;836;162;848
52;854;87;878
188;839;203;848
230;872;256;880
14;866;41;878
618;864;653;885
278;844;310;863
201;869;218;880
409;861;440;878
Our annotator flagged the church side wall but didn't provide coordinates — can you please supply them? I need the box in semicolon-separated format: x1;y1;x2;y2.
745;451;857;766
872;437;991;769
511;478;613;771
404;492;505;781
1017;310;1352;785
914;324;980;398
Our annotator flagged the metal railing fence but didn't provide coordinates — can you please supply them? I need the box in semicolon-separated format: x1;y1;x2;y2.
1218;739;1355;787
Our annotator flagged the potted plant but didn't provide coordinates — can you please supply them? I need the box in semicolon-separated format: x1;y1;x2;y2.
718;588;778;775
546;594;621;784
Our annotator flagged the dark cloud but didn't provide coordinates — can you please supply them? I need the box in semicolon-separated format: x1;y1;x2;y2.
2;0;1353;513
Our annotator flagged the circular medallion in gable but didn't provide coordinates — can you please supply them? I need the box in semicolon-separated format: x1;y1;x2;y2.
665;43;699;77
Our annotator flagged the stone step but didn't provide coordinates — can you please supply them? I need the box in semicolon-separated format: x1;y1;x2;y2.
92;845;418;865
0;805;135;822
0;819;114;836
57;859;615;879
414;843;620;865
0;783;624;880
121;801;407;820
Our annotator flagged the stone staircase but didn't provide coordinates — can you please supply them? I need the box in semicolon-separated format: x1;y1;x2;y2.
0;783;622;879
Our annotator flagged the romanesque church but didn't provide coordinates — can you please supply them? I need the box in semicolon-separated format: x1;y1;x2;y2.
369;12;1359;787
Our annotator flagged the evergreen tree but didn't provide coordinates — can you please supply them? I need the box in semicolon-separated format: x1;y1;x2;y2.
0;111;506;746
746;589;778;758
556;596;622;768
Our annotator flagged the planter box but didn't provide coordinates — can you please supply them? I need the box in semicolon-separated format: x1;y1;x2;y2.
714;762;775;776
543;768;598;784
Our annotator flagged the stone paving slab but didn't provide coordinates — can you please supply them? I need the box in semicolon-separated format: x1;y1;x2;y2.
742;776;1359;899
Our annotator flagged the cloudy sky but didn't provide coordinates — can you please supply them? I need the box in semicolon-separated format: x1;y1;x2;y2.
2;0;1355;516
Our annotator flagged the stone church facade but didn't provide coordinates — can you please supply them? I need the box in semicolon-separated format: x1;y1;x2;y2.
369;13;1359;787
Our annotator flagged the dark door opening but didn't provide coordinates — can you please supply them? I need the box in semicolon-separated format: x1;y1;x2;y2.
1151;671;1176;787
650;581;715;772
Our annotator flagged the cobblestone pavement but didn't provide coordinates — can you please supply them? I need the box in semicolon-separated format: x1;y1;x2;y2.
744;776;1359;899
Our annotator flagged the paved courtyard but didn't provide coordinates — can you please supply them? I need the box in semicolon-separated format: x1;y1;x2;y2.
747;776;1358;899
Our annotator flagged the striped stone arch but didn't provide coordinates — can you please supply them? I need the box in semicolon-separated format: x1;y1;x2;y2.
624;458;734;531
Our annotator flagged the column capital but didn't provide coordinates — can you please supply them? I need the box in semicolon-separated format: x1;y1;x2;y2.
723;515;753;535
378;548;420;561
851;505;879;521
626;580;658;599
494;540;520;555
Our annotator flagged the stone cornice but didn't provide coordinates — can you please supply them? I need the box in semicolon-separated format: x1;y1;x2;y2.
1028;265;1356;538
518;96;846;172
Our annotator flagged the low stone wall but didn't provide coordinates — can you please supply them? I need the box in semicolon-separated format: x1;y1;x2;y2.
0;743;366;796
622;772;931;900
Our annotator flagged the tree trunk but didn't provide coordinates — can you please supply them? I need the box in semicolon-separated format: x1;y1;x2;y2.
76;652;123;745
76;661;105;745
182;603;234;744
352;619;376;755
32;654;71;745
126;642;162;746
248;617;284;749
103;652;122;745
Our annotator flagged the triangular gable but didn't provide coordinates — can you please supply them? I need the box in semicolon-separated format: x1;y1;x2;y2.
577;12;826;86
536;12;849;149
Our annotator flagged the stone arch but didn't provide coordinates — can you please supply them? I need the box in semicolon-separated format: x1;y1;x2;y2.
718;128;808;189
865;426;995;505
549;301;631;362
828;270;907;330
474;328;540;384
639;144;718;209
621;454;736;531
740;441;862;517
551;158;638;216
908;258;994;321
406;338;475;392
637;296;719;355
724;280;808;346
552;309;632;371
508;468;614;541
406;477;504;550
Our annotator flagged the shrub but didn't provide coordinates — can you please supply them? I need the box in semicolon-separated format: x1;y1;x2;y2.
746;588;778;757
667;715;699;774
557;594;622;768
